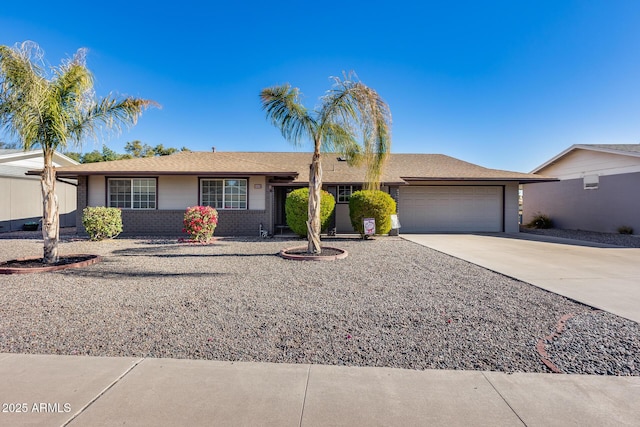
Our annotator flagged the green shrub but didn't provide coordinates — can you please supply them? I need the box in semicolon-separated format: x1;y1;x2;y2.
617;225;634;235
183;205;219;242
82;207;123;241
348;190;397;236
285;188;336;237
526;212;553;229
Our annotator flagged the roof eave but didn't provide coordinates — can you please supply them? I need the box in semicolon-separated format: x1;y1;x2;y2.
400;176;558;183
531;144;640;173
53;170;299;178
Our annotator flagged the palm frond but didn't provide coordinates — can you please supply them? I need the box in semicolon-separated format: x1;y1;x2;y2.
0;43;48;151
68;96;158;144
320;122;361;162
319;75;392;189
260;84;316;146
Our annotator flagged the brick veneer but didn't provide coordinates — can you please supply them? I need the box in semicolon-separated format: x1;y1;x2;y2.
119;209;269;237
75;176;269;237
75;176;88;234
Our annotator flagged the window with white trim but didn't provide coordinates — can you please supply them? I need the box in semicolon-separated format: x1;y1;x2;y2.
201;179;247;209
108;178;156;209
337;185;361;203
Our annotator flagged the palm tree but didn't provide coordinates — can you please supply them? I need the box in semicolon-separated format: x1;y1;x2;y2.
260;74;391;254
0;41;157;264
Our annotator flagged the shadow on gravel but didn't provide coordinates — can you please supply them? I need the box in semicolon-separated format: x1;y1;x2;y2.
109;247;279;258
58;269;228;279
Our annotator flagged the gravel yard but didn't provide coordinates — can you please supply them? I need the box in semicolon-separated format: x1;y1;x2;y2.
1;233;638;375
521;227;640;248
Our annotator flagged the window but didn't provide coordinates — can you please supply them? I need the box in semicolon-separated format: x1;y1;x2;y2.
108;178;156;209
337;185;361;203
201;179;247;209
584;175;599;190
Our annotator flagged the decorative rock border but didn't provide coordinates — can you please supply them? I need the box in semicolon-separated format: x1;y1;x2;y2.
536;312;577;373
0;254;102;275
280;246;348;261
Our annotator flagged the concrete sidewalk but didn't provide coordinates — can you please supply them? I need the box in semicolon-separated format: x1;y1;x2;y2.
402;233;640;323
1;353;639;426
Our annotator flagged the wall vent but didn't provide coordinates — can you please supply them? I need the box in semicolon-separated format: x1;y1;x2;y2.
583;175;599;190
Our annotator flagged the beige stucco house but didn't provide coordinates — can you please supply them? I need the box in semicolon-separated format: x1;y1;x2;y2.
0;149;78;232
53;151;552;236
523;144;640;234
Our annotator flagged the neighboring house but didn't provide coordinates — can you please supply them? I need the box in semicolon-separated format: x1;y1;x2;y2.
523;144;640;234
0;149;78;232
53;151;552;236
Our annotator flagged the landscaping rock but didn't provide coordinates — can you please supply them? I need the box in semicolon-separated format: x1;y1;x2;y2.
0;235;637;375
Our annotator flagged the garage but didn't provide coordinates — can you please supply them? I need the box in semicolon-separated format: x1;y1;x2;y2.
398;186;504;232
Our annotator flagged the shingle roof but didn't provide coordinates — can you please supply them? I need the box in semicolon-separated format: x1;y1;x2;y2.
53;151;554;184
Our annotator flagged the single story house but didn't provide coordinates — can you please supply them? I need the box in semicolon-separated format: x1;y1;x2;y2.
0;149;78;232
523;144;640;234
52;150;553;236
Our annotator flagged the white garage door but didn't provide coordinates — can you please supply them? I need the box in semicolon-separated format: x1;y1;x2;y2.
399;186;503;232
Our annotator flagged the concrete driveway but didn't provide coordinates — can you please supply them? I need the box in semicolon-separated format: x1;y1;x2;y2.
402;233;640;323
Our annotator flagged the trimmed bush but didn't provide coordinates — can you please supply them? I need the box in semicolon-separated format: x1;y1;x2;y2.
526;212;553;229
183;206;219;242
82;207;123;241
617;225;634;235
349;190;397;236
285;188;336;237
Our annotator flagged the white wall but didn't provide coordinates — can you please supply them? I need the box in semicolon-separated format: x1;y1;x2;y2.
539;149;640;179
159;176;198;209
248;176;266;210
88;175;105;206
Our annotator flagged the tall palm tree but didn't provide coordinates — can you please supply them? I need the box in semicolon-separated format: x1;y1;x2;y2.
0;41;157;264
261;74;391;254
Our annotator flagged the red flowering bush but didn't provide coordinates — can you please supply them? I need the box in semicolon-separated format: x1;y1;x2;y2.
183;206;219;242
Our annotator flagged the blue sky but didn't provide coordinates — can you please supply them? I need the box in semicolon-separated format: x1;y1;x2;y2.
2;1;639;172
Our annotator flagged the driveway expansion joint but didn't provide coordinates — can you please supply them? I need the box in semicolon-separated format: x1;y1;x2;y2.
481;372;528;426
61;357;146;426
298;364;311;427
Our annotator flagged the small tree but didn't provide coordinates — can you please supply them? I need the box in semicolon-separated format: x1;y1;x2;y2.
349;190;396;236
0;41;156;263
261;73;391;253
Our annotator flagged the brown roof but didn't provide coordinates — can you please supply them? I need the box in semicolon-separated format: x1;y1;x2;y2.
53;151;555;184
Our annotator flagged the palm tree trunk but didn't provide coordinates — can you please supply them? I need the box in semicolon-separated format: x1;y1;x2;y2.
41;150;59;264
307;150;322;254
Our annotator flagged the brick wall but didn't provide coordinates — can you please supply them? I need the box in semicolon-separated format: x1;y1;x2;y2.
117;209;269;237
75;176;270;237
76;176;88;233
215;210;270;236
